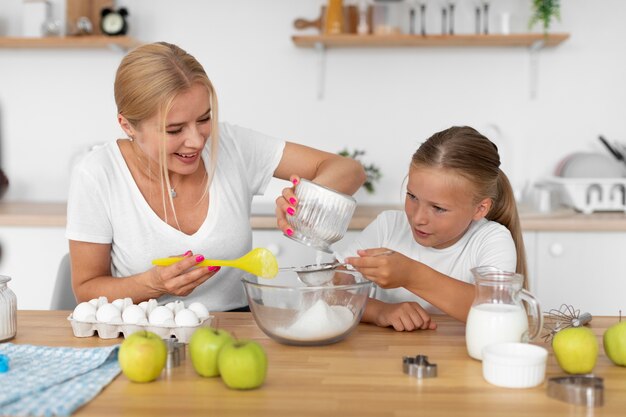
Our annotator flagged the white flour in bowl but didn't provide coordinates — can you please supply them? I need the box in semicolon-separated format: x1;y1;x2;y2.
273;299;354;341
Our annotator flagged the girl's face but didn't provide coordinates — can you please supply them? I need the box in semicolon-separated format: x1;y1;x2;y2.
124;83;212;176
404;166;492;249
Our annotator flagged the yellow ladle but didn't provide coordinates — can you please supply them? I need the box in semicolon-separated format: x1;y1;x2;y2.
152;247;278;279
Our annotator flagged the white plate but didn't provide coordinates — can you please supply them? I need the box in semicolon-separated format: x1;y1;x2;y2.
557;152;625;178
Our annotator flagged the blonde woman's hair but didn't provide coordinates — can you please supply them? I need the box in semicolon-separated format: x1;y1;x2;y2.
114;41;218;224
411;126;527;280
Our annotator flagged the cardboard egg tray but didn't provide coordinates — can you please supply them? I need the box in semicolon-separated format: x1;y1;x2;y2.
67;314;214;343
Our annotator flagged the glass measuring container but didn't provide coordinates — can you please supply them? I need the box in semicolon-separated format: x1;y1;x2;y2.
286;179;356;254
465;266;543;361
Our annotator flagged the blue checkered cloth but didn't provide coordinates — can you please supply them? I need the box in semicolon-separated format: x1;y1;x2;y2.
0;343;120;417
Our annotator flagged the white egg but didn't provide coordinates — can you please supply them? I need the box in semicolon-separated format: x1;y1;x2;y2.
146;299;158;315
138;301;148;312
173;300;185;314
165;302;176;311
96;296;109;308
96;303;121;323
188;302;209;319
122;297;133;309
149;305;174;325
73;302;97;321
175;308;199;326
122;305;146;324
112;298;125;311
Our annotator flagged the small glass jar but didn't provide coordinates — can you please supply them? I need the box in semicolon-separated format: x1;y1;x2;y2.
0;275;17;342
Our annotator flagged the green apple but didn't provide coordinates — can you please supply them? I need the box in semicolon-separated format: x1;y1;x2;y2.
218;340;268;390
552;327;599;374
603;321;626;366
118;330;167;383
189;327;233;377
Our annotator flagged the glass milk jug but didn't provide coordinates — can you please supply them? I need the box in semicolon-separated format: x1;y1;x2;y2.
0;275;17;342
465;266;543;360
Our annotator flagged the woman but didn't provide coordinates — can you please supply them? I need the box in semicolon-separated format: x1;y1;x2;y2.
66;42;365;312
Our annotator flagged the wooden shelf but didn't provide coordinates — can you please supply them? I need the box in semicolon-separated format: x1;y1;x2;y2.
292;33;570;48
0;35;141;50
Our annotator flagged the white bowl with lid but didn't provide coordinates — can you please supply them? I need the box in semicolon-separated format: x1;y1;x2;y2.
482;342;548;388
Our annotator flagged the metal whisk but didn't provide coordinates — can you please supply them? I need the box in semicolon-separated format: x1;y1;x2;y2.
542;304;593;343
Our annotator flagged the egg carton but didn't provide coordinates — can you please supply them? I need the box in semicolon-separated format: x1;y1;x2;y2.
545;177;626;214
67;314;214;343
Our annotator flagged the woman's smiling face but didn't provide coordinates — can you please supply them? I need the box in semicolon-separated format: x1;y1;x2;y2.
132;83;212;176
404;166;492;249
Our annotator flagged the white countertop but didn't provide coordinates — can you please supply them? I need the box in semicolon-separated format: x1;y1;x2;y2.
2;201;626;232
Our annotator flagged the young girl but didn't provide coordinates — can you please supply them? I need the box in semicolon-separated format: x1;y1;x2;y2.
66;42;365;311
344;126;526;331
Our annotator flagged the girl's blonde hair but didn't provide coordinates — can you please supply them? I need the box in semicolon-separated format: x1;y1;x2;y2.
114;42;218;223
411;126;527;279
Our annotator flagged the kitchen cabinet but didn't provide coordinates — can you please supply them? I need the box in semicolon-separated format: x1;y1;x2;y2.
0;35;140;51
3;202;626;313
529;231;626;316
0;226;67;310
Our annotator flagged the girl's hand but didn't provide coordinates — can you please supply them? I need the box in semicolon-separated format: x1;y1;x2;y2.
374;301;437;331
275;174;300;237
150;251;221;297
345;248;417;289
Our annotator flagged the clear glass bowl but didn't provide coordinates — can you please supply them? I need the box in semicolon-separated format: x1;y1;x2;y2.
242;271;372;346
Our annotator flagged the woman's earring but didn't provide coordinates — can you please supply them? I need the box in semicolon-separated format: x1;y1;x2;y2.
128;135;134;142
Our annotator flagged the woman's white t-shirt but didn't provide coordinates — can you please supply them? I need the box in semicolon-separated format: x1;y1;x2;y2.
66;123;285;311
339;210;517;314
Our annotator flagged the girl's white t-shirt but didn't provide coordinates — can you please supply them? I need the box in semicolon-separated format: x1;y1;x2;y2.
66;122;285;311
338;210;517;314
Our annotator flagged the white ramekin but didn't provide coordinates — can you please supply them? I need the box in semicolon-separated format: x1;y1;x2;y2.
482;342;548;388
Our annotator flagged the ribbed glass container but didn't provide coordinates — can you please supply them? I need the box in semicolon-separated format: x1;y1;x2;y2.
0;275;17;342
286;179;356;253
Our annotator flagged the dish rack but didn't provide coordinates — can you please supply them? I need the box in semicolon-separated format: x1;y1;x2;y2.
545;177;626;214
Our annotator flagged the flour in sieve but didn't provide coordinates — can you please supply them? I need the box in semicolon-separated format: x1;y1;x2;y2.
274;299;354;341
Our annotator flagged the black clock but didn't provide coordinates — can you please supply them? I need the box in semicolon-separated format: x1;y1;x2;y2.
100;7;129;36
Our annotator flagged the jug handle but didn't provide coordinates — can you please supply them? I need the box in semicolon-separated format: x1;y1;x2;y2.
519;289;543;341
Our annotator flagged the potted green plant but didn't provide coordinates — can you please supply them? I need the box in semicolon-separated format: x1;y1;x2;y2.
529;0;561;35
338;148;382;194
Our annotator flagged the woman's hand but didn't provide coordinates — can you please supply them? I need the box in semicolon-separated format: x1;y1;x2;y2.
275;174;300;237
149;251;221;297
344;248;418;289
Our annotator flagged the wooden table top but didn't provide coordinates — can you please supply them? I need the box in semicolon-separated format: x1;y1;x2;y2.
8;311;626;416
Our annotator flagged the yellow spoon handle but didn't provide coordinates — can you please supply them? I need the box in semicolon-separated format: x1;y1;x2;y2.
152;257;235;268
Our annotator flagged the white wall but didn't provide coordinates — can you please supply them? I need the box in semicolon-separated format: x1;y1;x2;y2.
0;0;625;207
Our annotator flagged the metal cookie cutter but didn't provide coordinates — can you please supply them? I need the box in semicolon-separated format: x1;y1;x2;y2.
164;338;186;370
402;355;437;378
547;376;604;407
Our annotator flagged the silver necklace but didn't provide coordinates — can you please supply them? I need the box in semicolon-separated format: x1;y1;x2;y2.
170;178;180;198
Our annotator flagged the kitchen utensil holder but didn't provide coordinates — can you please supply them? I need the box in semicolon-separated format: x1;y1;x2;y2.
546;177;626;214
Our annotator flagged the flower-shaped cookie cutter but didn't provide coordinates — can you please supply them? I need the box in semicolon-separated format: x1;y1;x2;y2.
402;355;437;378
